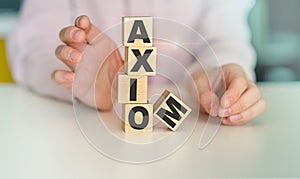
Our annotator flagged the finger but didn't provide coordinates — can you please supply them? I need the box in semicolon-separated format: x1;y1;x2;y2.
199;90;220;117
59;26;85;44
75;15;101;44
59;26;87;51
194;71;220;116
221;118;232;126
55;45;82;70
220;77;248;108
222;99;267;125
221;85;261;117
52;70;75;91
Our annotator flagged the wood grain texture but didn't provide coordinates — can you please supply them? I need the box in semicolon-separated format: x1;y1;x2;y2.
123;103;153;132
117;72;148;104
124;46;157;76
154;90;192;131
122;16;152;47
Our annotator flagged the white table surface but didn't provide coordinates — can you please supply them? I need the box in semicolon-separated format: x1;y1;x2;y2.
1;83;300;178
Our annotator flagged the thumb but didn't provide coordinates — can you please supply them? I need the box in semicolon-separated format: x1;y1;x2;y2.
75;15;101;44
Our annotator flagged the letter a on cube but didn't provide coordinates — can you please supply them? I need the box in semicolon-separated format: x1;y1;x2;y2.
122;16;152;47
125;46;157;76
123;103;153;132
154;90;192;131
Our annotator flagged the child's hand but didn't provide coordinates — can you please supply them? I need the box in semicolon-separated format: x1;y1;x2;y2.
194;63;267;125
53;15;123;110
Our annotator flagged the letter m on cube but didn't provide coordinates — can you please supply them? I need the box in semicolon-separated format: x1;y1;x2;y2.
154;90;192;131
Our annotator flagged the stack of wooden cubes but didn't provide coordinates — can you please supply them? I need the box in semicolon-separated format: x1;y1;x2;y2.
119;17;191;133
119;16;156;132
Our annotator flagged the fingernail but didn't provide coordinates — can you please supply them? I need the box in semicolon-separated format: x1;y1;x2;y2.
210;103;219;117
229;114;242;121
63;73;74;81
70;51;81;62
72;30;81;41
218;108;231;117
224;97;232;108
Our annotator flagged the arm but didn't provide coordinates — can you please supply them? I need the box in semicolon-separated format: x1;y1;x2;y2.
190;0;266;125
194;0;256;80
7;0;73;101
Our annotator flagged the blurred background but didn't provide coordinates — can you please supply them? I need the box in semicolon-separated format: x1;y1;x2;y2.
0;0;299;82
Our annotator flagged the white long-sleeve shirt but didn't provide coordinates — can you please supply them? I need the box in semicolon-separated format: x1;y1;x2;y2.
7;0;256;103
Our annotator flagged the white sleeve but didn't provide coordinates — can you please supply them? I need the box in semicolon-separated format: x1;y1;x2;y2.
6;0;73;101
192;0;256;81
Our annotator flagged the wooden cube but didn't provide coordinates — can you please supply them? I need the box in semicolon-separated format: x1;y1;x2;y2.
118;73;148;104
154;90;192;131
122;16;152;47
123;103;153;132
124;46;157;76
